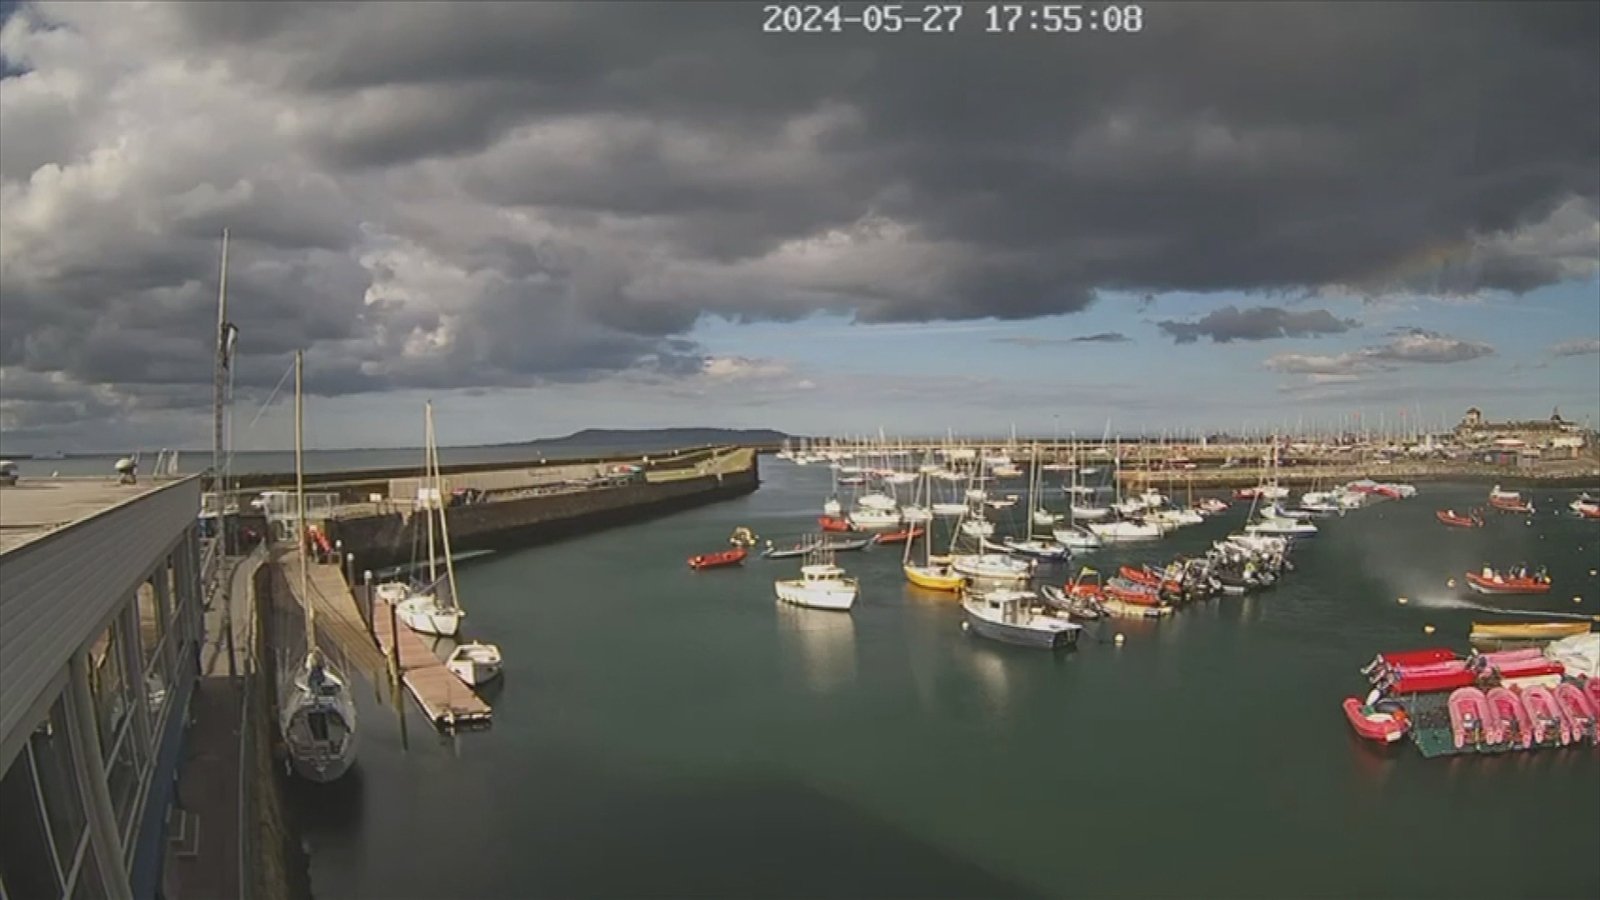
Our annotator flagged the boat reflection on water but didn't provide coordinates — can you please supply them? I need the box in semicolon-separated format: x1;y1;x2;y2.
774;602;857;694
963;645;1013;718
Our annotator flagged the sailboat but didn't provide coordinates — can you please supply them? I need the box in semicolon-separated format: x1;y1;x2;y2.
280;351;358;782
902;472;965;591
378;403;465;637
1003;447;1070;561
1087;447;1161;543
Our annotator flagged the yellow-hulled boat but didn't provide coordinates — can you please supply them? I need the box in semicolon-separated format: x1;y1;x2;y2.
1470;620;1595;641
904;564;964;592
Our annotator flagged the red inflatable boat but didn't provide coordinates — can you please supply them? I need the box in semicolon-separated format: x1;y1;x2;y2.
1342;697;1409;744
687;547;747;570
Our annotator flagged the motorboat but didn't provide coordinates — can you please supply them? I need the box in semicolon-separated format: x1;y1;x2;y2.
688;547;748;570
1436;508;1484;528
1463;567;1552;595
1245;517;1318;539
1105;577;1163;606
961;590;1082;649
775;555;859;612
819;535;874;553
1087;519;1162;543
848;507;902;529
446;641;503;686
1342;697;1409;744
1488;485;1534;514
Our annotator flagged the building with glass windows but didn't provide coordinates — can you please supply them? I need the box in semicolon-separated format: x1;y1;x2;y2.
1;476;205;900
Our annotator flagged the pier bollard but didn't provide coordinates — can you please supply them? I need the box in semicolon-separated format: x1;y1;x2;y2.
387;597;401;691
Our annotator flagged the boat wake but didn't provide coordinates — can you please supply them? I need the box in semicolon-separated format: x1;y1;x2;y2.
1413;593;1598;621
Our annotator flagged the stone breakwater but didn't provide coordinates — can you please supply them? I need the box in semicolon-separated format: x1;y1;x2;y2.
326;448;760;571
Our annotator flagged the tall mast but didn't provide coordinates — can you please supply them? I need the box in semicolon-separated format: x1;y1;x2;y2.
295;351;314;652
425;403;438;583
432;402;463;613
212;229;229;549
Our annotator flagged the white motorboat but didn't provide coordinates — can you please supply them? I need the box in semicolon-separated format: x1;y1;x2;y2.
775;562;859;611
1245;517;1318;538
446;641;503;686
961;590;1082;649
849;507;901;529
1087;519;1163;543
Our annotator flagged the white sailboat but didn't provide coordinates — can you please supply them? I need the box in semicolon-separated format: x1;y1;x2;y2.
1003;447;1069;561
1053;453;1104;550
384;403;465;638
280;351;358;783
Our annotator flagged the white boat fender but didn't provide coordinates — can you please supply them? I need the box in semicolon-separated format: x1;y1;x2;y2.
1113;633;1125;646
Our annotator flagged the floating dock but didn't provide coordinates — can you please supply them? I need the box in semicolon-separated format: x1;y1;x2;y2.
1394;689;1591;759
371;593;492;729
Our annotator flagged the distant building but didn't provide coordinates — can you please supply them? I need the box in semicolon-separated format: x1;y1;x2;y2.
1455;406;1584;437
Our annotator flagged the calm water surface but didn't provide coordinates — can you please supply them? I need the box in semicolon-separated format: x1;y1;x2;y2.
292;463;1600;899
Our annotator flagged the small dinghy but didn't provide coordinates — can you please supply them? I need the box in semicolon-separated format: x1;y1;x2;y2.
1448;687;1499;749
1486;687;1532;748
761;538;819;560
1118;565;1163;590
1520;685;1570;745
1435;508;1484;528
1464;567;1552;595
1470;621;1591;642
446;641;503;686
688;547;748;570
1553;682;1597;744
1038;584;1106;620
818;515;855;532
1105;577;1162;606
1342;697;1409;744
819;535;873;553
873;526;925;545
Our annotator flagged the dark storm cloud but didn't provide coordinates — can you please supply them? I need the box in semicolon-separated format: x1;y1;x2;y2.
1;0;1596;441
1157;306;1359;344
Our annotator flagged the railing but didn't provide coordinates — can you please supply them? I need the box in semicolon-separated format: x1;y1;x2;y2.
231;542;269;900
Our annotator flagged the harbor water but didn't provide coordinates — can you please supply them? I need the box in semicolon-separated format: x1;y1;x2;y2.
292;463;1600;898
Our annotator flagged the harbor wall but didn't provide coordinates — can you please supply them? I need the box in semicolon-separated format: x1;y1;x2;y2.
328;454;761;570
1117;461;1600;490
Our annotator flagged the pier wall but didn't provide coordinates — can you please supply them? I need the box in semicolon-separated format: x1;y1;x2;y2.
1117;461;1600;490
328;454;760;570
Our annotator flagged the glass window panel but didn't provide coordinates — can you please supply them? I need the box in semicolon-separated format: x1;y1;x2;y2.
29;699;86;870
136;581;164;672
104;729;144;839
0;750;62;900
86;626;129;756
67;840;105;900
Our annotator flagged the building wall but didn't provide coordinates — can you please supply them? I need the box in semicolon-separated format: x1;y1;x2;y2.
0;480;205;900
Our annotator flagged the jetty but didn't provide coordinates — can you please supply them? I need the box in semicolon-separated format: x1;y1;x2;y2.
370;591;492;728
268;552;492;728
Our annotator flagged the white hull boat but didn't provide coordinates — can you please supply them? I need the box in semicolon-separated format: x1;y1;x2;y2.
951;553;1033;583
446;641;503;686
960;518;996;538
1053;525;1103;551
822;498;842;516
932;502;969;516
1087;520;1163;543
397;593;463;637
900;504;933;523
1245;518;1318;538
962;592;1082;649
775;563;859;611
849;508;901;529
281;653;358;783
858;492;898;511
1033;509;1060;527
1071;504;1111;521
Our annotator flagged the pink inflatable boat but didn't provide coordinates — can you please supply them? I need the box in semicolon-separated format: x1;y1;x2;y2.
1486;687;1532;749
1554;683;1596;745
1448;687;1500;749
1519;686;1570;746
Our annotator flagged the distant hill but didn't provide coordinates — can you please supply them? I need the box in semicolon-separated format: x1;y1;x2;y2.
518;427;792;449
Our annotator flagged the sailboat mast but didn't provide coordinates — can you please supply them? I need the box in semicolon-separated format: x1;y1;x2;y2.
425;403;438;584
294;350;314;652
432;403;463;613
212;229;229;553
